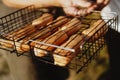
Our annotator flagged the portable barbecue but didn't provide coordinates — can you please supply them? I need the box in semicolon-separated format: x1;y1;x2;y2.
0;5;118;73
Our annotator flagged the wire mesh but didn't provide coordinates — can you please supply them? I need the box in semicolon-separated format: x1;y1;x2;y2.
0;5;118;73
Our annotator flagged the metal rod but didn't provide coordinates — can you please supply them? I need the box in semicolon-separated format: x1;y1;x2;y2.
29;40;75;52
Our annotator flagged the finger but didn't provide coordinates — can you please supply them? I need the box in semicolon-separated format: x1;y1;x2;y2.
96;0;110;10
86;4;97;13
97;0;110;5
63;7;78;16
77;4;97;16
96;0;104;4
72;0;94;7
77;8;88;16
103;0;110;5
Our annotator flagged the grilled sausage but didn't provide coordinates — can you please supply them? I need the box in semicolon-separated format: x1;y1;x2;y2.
32;13;53;28
34;18;82;57
0;39;30;52
53;34;84;66
82;19;107;42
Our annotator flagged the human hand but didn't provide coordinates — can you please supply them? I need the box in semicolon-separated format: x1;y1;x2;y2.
58;0;110;16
